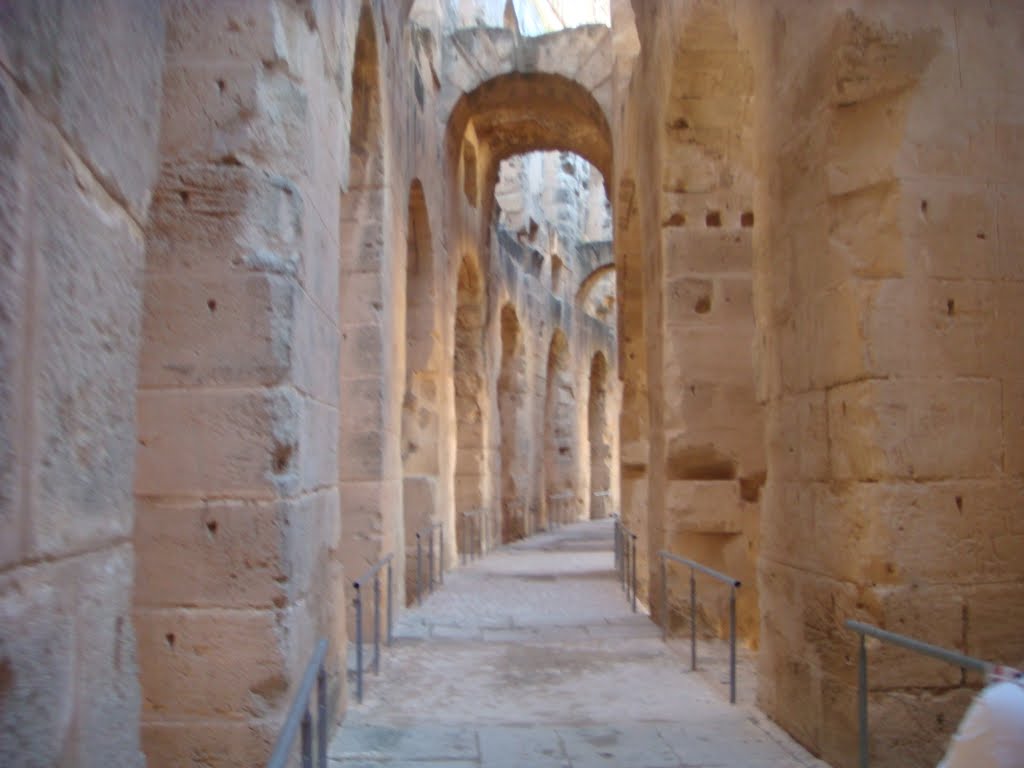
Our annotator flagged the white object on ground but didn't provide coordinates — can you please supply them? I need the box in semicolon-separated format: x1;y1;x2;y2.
938;676;1024;768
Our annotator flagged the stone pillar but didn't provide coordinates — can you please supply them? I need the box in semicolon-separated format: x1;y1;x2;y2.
133;2;346;764
0;2;163;765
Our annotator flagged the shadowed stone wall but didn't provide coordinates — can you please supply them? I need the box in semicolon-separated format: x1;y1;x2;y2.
0;2;163;765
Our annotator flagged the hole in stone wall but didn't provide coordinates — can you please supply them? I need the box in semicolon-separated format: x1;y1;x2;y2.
739;472;766;502
694;295;711;314
947;298;955;316
216;78;225;92
207;298;217;312
272;443;293;473
0;658;11;699
666;442;737;480
920;199;928;215
179;190;190;206
669;117;690;130
463;140;478;207
622;462;647;479
165;633;176;649
528;249;544;279
114;616;124;671
705;211;721;227
741;211;754;228
955;495;963;512
551;255;564;293
663;212;686;227
976;232;986;240
206;520;218;536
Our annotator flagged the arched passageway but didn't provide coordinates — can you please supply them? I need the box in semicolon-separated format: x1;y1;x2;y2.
338;2;392;589
403;179;439;600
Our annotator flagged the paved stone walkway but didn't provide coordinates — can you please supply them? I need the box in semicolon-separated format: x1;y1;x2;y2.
330;519;829;768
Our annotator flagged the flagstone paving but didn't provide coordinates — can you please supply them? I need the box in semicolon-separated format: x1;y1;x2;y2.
330;519;829;768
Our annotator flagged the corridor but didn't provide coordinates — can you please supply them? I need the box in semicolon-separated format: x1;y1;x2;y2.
330;520;826;768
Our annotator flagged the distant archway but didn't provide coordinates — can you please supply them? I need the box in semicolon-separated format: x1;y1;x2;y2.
402;180;438;602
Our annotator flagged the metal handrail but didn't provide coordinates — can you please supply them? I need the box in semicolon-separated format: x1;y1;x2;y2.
266;638;329;768
612;515;638;612
658;551;741;704
352;553;395;703
415;521;445;605
460;509;485;564
845;619;992;768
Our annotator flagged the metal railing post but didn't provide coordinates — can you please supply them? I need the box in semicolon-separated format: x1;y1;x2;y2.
660;553;668;642
858;632;868;768
372;575;381;675
354;584;363;703
630;534;637;613
317;664;327;767
300;709;312;768
386;559;393;646
429;527;435;591
729;585;737;704
266;638;329;768
416;532;423;605
689;569;697;671
613;517;620;572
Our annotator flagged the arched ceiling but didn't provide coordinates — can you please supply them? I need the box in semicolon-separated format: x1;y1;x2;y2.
447;72;612;182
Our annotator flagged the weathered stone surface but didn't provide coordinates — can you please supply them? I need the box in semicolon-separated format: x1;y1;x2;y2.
0;0;163;220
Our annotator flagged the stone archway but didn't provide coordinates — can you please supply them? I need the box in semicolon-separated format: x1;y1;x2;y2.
588;352;611;519
339;0;402;626
402;179;439;601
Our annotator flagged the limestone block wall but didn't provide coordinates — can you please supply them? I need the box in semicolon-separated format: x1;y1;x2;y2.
746;2;1024;765
0;2;164;765
132;2;355;764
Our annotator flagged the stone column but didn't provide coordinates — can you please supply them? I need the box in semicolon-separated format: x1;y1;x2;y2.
133;2;346;764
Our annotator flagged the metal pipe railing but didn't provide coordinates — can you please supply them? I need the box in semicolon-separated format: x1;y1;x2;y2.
266;638;329;768
352;553;394;703
658;551;741;704
460;509;484;564
845;619;992;768
415;521;445;605
612;515;638;612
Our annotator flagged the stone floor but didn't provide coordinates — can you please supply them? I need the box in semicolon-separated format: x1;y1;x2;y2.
330;519;830;768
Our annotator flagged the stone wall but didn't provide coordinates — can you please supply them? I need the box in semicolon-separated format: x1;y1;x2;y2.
133;1;356;763
611;1;1024;766
612;0;765;643
747;2;1024;765
0;2;164;765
